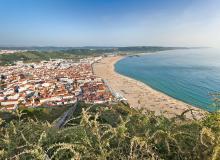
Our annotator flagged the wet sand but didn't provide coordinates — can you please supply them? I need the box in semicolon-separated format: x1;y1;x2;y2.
93;56;207;119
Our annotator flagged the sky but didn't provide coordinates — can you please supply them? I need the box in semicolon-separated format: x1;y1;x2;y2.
0;0;220;47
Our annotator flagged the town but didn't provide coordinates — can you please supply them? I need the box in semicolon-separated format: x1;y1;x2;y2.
0;57;113;110
0;49;27;55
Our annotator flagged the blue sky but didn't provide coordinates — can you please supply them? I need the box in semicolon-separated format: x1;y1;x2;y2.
0;0;220;47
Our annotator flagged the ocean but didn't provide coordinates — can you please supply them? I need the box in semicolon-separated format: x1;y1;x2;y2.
115;48;220;112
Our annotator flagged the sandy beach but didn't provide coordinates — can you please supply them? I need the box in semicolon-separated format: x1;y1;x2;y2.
93;56;207;119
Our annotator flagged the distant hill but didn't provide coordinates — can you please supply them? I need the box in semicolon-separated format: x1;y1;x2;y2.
0;46;192;65
0;46;190;52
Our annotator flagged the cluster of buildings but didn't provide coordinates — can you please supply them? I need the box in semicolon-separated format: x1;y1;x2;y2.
0;50;27;55
0;57;113;110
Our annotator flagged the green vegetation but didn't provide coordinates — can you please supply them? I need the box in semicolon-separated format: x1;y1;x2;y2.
0;102;220;159
20;105;72;123
0;49;109;65
0;51;85;65
0;46;189;66
0;105;71;123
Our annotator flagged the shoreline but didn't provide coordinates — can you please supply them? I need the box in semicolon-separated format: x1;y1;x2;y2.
93;55;207;119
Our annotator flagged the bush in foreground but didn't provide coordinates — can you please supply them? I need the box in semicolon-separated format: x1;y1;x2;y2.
0;103;220;160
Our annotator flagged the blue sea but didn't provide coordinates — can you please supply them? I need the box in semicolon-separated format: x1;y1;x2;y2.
115;48;220;112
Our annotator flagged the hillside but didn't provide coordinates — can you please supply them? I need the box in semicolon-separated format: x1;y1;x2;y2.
0;102;220;159
0;46;189;65
0;51;85;65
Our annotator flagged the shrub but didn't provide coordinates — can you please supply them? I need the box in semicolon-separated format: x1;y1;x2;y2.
0;104;220;159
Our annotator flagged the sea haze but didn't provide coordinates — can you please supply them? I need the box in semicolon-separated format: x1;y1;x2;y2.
115;48;220;112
